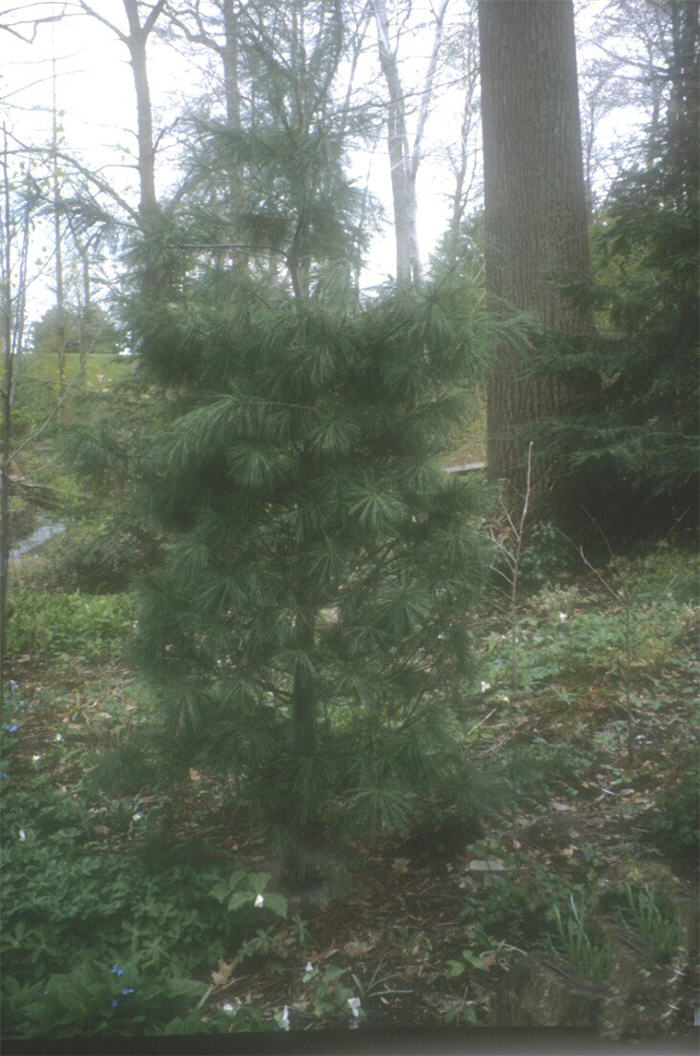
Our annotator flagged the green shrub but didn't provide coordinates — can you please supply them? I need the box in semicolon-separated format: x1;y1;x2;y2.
517;521;577;590
1;779;288;1025
3;959;217;1039
649;758;700;856
83;738;156;796
498;737;596;796
43;522;162;594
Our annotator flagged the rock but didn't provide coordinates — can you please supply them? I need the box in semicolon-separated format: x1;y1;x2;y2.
468;858;508;873
490;953;607;1028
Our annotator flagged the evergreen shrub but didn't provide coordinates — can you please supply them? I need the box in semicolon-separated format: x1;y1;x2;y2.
132;272;494;856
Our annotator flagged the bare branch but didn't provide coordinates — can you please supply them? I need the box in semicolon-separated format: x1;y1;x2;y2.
0;2;69;43
78;0;127;43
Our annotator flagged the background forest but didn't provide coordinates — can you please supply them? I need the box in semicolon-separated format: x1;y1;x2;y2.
0;0;698;1046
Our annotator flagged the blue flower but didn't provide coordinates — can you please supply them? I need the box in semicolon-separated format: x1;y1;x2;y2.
122;987;136;996
110;962;125;976
111;999;120;1008
9;681;19;694
5;723;19;733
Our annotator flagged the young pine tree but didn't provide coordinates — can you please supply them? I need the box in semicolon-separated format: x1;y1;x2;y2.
129;0;492;870
134;272;491;863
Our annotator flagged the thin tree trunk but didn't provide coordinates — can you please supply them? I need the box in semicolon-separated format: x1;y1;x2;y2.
51;59;67;411
479;0;594;514
1;128;14;700
122;0;161;222
79;245;90;387
372;0;449;286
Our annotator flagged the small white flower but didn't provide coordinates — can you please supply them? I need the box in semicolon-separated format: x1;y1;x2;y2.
222;1002;236;1013
18;829;27;841
132;812;144;822
303;961;315;982
558;612;567;621
55;733;63;742
32;754;41;763
480;681;491;693
277;1005;290;1031
254;893;264;908
348;997;361;1019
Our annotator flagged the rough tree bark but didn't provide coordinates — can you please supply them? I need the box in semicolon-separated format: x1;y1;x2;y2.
478;0;594;512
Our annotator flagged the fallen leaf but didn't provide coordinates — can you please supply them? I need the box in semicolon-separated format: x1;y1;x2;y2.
343;937;377;958
211;957;239;988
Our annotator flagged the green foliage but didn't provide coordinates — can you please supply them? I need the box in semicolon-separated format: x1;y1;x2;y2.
3;960;214;1040
44;520;162;594
459;863;566;945
516;521;578;590
301;964;365;1026
498;737;596;797
649;757;700;857
132;275;493;846
614;885;683;959
483;562;694;694
83;738;156;797
11;353;132;440
548;896;610;982
5;590;132;661
534;160;699;541
1;778;289;1038
31;305;123;357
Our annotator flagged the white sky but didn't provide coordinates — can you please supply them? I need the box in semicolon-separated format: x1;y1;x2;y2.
1;0;648;326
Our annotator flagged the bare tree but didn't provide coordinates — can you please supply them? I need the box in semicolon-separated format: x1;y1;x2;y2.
370;0;451;286
78;0;167;221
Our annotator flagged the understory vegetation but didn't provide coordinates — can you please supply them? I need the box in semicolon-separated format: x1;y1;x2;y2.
2;409;697;1038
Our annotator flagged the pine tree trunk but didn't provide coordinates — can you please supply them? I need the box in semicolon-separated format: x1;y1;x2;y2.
478;0;594;513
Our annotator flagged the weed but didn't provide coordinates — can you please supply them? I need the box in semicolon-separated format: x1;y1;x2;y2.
616;885;683;958
350;962;413;1008
302;964;364;1026
6;590;132;662
1;778;290;1039
548;896;610;982
3;959;222;1039
649;759;699;856
445;930;522;979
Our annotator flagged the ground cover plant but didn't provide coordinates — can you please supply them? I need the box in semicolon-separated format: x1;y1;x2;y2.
2;526;697;1040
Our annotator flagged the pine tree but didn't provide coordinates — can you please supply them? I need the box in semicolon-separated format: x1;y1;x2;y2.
134;272;491;859
532;1;698;542
128;0;492;873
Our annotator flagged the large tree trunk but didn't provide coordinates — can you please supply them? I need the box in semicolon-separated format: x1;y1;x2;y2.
478;0;594;513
